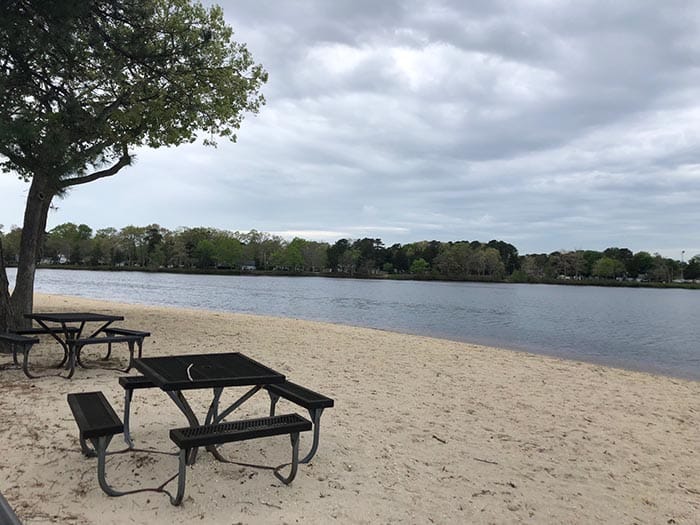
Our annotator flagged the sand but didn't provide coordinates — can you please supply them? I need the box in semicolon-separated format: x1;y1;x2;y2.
0;293;698;524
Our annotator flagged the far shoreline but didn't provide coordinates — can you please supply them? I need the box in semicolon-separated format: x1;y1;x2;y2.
8;263;700;291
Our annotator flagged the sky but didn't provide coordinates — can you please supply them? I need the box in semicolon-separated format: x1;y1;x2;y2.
1;0;699;258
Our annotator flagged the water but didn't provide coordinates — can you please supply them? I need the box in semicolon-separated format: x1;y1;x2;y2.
6;268;700;380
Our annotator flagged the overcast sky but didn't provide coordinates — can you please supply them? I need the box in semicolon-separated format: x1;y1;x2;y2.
1;0;699;258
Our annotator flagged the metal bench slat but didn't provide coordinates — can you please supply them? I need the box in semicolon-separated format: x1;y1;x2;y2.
74;335;142;346
0;332;40;345
67;392;123;439
103;327;151;337
170;413;311;449
266;381;334;409
12;326;79;335
119;375;157;389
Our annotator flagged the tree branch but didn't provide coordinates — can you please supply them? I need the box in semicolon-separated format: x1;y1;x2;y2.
59;146;131;188
0;146;32;172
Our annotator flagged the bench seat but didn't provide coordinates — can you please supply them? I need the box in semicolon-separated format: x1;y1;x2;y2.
67;391;124;441
264;381;334;463
0;332;40;346
12;326;79;336
169;413;312;505
170;413;311;449
119;375;156;390
67;391;128;499
265;381;335;410
0;332;41;379
73;335;144;373
99;328;150;371
102;327;151;338
74;335;142;347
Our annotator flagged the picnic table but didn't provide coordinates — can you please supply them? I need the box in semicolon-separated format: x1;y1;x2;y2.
133;352;286;462
67;352;333;505
23;312;124;378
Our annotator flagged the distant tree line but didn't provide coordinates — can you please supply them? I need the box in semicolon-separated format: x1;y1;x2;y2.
0;223;696;284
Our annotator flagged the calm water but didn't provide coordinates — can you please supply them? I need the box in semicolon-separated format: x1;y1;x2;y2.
7;268;700;380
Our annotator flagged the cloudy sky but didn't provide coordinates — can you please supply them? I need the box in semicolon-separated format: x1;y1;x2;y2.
2;0;699;257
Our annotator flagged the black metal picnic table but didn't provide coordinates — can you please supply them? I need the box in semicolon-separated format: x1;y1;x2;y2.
133;352;286;463
24;312;124;378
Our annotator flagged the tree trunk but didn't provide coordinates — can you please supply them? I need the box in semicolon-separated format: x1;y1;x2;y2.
0;238;12;333
8;175;54;329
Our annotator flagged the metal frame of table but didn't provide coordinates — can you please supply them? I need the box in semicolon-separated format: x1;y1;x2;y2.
133;352;286;463
24;312;123;378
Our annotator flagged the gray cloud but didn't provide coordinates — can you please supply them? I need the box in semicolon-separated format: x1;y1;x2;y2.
2;0;700;258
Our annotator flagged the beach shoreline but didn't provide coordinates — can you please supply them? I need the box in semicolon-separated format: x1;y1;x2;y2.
1;293;698;524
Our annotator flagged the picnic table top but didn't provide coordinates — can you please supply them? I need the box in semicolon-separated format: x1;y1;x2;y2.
133;352;286;391
25;312;124;323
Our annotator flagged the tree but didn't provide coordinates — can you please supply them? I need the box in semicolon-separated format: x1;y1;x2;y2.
118;225;148;266
487;240;519;274
44;222;93;264
648;254;677;283
272;237;305;271
684;255;700;280
580;250;603;277
193;239;216;269
627;251;654;278
386;243;409;273
520;254;547;280
242;230;283;270
0;0;266;330
483;247;505;279
352;238;385;275
592;257;625;279
0;227;22;264
90;227;114;265
409;258;430;275
327;239;350;272
434;242;471;277
211;233;244;269
299;240;328;272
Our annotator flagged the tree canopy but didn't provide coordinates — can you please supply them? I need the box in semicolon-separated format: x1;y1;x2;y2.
0;0;266;186
0;0;267;328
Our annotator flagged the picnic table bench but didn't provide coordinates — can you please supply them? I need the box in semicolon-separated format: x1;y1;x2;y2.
1;326;80;378
0;332;40;378
66;391;124;497
169;413;311;505
101;327;150;366
265;381;334;463
73;332;147;373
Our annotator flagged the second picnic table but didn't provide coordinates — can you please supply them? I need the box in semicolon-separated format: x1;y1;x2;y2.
24;311;124;378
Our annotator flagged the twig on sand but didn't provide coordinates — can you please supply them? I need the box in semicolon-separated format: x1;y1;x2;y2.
473;457;499;465
432;434;447;444
679;483;700;495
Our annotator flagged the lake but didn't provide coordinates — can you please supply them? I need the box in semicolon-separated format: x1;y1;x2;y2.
6;268;700;380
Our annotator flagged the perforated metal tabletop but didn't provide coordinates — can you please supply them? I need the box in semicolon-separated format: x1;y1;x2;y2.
133;352;285;391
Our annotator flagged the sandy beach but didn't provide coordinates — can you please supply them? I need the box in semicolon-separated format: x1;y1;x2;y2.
0;293;698;524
